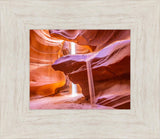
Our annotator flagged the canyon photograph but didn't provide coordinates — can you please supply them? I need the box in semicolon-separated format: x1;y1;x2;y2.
30;30;130;109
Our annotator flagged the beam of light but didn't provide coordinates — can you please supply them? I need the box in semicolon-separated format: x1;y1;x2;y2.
86;53;97;106
86;60;96;105
71;42;76;55
71;42;77;97
71;83;77;97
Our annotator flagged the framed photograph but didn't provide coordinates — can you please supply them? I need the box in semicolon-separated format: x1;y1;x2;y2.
0;0;160;138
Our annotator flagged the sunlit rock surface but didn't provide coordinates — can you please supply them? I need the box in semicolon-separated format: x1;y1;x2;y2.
30;30;66;98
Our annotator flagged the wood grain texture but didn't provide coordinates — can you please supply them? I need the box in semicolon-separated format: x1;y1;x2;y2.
0;0;160;138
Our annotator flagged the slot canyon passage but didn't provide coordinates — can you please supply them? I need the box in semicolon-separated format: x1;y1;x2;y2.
30;30;130;109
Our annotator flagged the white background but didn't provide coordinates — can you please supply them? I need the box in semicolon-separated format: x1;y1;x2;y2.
0;0;160;138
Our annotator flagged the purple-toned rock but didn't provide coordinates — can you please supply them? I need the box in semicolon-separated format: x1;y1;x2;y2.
52;40;130;108
49;30;130;51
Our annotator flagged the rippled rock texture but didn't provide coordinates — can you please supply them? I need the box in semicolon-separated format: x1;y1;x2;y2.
30;29;130;109
49;30;130;51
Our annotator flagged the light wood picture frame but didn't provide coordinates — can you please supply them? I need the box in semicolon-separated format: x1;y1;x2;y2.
0;0;160;138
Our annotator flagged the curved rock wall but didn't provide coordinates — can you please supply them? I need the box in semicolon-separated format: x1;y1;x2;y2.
30;29;130;109
49;30;130;51
30;30;65;98
30;30;92;98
